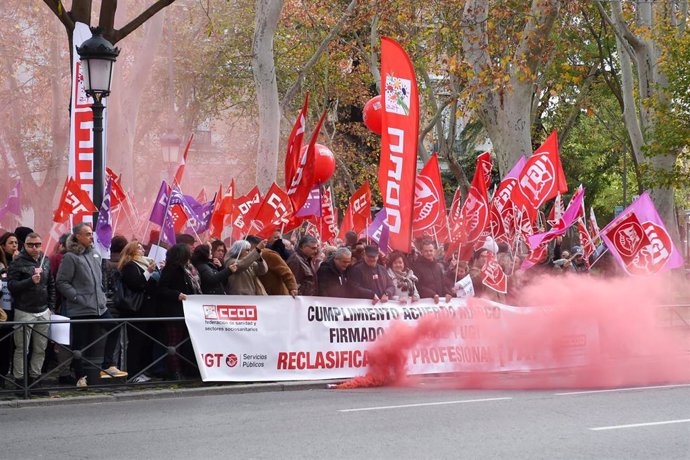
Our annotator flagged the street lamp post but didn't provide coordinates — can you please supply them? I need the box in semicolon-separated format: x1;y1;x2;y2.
76;27;119;223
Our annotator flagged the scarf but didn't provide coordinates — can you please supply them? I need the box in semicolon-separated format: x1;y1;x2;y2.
132;256;155;273
184;263;202;294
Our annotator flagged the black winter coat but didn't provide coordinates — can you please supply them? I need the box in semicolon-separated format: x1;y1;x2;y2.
156;265;196;317
194;261;230;295
7;251;55;313
121;261;158;317
316;258;349;298
411;257;451;298
346;262;395;299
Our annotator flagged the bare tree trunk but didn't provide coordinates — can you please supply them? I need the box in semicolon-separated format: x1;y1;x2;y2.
252;0;284;193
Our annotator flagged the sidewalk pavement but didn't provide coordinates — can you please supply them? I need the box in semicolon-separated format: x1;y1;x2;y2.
0;379;345;409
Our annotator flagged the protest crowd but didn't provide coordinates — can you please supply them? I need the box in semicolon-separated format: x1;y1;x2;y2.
0;213;615;393
0;88;682;396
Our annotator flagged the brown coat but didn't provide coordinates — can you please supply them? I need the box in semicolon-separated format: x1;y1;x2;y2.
257;249;298;295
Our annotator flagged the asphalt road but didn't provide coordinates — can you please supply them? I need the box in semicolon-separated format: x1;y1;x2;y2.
1;382;689;459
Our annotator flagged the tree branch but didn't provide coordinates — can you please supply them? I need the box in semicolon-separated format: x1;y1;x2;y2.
42;0;75;32
112;0;176;44
280;0;359;113
513;0;560;76
99;0;118;34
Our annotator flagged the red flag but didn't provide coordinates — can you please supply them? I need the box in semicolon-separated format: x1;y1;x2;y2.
412;154;448;241
208;184;224;239
287;110;327;212
481;252;507;294
105;168;127;207
251;183;293;238
338;206;354;241
453;154;489;244
511;130;567;221
350;181;371;233
220;180;235;214
173;134;194;186
379;37;419;253
285;92;309;190
320;186;338;243
171;205;188;233
476;152;493;189
577;219;596;260
231;186;262;237
53;177;98;223
600;212;652;272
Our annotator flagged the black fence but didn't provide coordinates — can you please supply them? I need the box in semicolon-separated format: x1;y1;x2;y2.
0;316;198;399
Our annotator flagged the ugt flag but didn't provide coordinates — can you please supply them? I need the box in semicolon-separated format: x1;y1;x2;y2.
600;192;684;275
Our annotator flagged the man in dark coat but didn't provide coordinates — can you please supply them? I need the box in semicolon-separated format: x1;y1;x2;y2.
411;240;452;304
287;236;319;296
8;232;54;388
317;247;352;298
347;245;395;304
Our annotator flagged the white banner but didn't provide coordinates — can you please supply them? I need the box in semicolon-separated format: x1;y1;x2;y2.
183;296;599;382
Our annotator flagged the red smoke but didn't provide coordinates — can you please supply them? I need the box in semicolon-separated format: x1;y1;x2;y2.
337;274;690;390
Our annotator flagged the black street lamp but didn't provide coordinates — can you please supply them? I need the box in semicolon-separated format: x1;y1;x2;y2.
76;27;119;221
160;131;182;179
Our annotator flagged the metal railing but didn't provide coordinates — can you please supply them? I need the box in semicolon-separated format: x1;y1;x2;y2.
0;316;198;399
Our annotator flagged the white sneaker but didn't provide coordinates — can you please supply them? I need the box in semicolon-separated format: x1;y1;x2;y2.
131;374;151;383
76;376;88;388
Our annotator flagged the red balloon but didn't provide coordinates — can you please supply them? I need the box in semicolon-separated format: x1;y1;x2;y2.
363;95;382;135
301;143;336;184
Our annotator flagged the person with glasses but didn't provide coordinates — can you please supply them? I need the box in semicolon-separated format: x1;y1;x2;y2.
287;236;320;296
7;232;55;394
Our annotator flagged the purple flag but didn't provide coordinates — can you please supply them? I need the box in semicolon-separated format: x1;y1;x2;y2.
169;186;214;233
600;192;684;275
0;179;21;221
366;208;390;253
296;186;322;217
160;210;177;246
186;198;215;234
95;178;113;253
528;185;585;249
149;181;170;225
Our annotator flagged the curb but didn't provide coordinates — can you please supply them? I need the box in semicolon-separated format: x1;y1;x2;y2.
0;379;344;409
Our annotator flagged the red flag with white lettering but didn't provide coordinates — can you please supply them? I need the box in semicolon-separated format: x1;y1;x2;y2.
320;186;338;243
453;154;489;244
379;37;418;252
511;130;567;221
577;219;596;260
481;252;507;294
231;186;262;238
350;181;371;233
251;183;293;238
53;177;98;223
287;110;327;212
285;92;309;190
412;154;448;241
